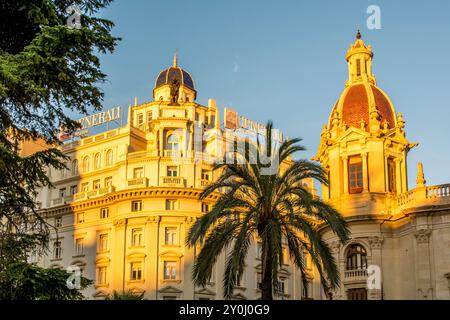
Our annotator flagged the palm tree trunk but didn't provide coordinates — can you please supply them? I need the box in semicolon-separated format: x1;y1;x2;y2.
261;245;273;300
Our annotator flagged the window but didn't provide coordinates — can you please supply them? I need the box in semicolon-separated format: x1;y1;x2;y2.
277;279;286;294
53;241;62;259
165;199;177;211
166;134;180;151
70;185;78;195
62;166;68;178
99;234;108;252
93;179;101;190
72;159;78;175
235;274;242;287
165;227;177;245
81;182;89;192
201;170;211;180
201;202;209;213
100;207;109;219
137;113;144;126
130;262;142;280
348;156;363;194
356;58;361;76
387;158;396;193
195;112;200;122
131;200;142;212
106;150;113;166
94;153;101;169
77;212;85;224
164;261;177;280
147;110;153;121
132;228;143;247
133;167;144;178
97;266;107;285
59;188;66;198
347;288;367;300
167;166;178;177
104;176;113;188
346;244;368;270
55;217;62;228
75;238;84;255
82;156;90;172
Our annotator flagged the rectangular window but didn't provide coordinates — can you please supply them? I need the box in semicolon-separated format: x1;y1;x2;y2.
201;170;210;180
81;182;89;192
132;228;143;247
75;238;84;255
53;241;62;259
104;176;113;188
387;158;396;193
131;200;142;212
137;113;144;126
99;234;108;252
55;217;62;228
133;167;144;178
70;185;78;195
93;179;101;190
167;166;178;177
165;227;177;245
97;266;107;285
165;199;177;211
100;207;109;219
201;202;209;213
356;59;361;76
277;279;286;293
195;112;200;122
348;156;363;194
164;261;177;280
77;212;85;224
59;188;66;198
147;111;153;121
130;262;142;280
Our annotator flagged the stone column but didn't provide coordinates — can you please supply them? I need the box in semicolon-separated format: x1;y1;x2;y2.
146;216;160;300
414;229;433;299
368;236;383;300
113;218;127;292
362;152;369;193
183;216;196;299
342;155;349;195
395;159;402;194
329;240;343;300
159;129;164;156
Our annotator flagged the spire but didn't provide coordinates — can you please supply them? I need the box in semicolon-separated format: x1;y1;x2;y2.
173;51;178;68
356;29;361;40
345;31;375;85
416;161;426;187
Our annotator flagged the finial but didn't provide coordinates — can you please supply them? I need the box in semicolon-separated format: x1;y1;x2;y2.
134;96;138;106
173;51;178;67
356;29;361;40
416;161;426;187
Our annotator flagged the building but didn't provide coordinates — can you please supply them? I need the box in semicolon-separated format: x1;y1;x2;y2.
313;31;450;300
36;32;450;300
36;54;317;300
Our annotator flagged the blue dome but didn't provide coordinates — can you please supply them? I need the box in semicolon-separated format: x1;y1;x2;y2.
154;66;195;91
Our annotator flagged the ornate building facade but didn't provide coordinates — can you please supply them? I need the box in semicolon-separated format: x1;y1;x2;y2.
314;31;450;300
34;33;450;300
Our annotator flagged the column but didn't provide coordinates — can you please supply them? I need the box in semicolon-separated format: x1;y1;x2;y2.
401;152;408;192
395;159;402;194
146;216;160;299
414;229;433;299
368;236;383;300
362;152;369;193
342;155;349;195
159;129;164;156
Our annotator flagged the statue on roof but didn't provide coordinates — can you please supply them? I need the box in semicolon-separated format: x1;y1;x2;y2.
170;78;180;104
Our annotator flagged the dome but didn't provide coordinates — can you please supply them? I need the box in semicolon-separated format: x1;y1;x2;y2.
154;54;195;91
328;83;396;130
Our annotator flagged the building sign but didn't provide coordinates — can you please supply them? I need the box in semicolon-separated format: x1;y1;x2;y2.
223;108;283;141
59;106;122;142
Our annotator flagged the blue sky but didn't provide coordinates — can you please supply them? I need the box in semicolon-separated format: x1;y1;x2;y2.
94;0;450;188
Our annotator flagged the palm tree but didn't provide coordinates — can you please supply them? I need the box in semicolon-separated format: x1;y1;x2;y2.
187;121;350;300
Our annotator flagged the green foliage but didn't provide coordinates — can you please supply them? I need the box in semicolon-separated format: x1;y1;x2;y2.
106;290;146;300
187;121;351;300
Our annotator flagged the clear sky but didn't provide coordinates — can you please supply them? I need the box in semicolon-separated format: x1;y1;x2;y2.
94;0;450;188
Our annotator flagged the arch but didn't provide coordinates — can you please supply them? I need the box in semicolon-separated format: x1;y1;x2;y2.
345;243;368;270
82;156;90;172
94;153;102;169
72;159;79;175
166;134;180;151
106;149;113;166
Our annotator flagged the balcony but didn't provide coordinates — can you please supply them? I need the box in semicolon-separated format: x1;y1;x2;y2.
51;196;73;206
160;176;185;187
344;268;368;283
199;179;211;187
163;150;182;158
128;177;148;188
99;186;116;195
74;192;87;201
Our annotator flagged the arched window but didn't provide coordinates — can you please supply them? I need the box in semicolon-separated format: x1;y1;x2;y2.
94;153;101;169
106;150;113;166
166;134;180;151
82;156;90;172
346;244;368;270
72;159;78;175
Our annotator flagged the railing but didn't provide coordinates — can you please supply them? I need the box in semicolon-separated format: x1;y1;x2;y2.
396;189;416;207
200;179;211;187
160;176;184;187
128;177;148;188
427;184;450;198
163;150;182;158
52;198;62;205
74;192;87;201
99;186;116;195
344;269;367;281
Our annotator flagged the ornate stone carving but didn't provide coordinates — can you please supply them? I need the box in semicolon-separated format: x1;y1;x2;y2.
113;218;126;229
147;215;160;224
368;236;383;249
329;240;341;254
414;229;431;244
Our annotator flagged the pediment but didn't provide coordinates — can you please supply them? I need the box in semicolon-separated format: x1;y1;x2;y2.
159;285;183;294
194;287;216;296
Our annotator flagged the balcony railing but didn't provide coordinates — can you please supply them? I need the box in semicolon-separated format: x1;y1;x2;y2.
98;186;116;195
128;177;148;188
200;179;211;187
163;150;182;158
344;268;368;282
394;183;450;212
160;176;184;187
